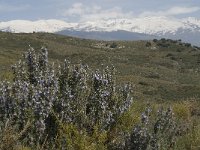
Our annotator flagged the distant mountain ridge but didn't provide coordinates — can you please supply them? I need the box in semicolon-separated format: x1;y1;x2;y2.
0;16;200;45
56;30;157;41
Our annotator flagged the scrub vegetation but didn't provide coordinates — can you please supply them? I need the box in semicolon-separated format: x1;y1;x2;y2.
0;32;199;149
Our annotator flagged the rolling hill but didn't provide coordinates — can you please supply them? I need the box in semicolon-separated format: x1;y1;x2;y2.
1;31;200;102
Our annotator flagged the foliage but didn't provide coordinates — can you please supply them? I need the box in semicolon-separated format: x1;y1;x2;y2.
145;42;152;47
125;106;178;150
0;45;199;149
1;32;200;101
0;47;133;148
176;119;200;150
110;42;117;48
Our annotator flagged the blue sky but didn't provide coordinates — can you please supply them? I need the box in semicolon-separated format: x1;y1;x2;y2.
0;0;200;22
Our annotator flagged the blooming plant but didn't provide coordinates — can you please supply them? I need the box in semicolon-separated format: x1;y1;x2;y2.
0;47;181;149
0;47;133;147
126;106;178;150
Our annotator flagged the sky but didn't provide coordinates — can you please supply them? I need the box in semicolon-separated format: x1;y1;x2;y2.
0;0;200;22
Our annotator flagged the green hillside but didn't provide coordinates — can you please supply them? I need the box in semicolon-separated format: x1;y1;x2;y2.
1;31;200;101
0;31;200;149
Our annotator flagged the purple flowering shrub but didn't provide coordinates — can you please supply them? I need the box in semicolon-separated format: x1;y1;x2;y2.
0;47;133;147
125;105;179;150
0;47;181;149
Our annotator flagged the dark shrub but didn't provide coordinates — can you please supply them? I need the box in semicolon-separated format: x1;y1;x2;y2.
110;42;118;48
153;39;158;43
146;42;151;47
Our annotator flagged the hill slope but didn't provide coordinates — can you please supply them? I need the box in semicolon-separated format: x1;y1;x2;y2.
1;31;200;101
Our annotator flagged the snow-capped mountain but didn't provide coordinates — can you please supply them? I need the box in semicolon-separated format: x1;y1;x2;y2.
0;19;77;33
0;17;200;45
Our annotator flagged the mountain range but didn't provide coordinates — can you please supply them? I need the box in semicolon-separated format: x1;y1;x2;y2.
0;16;200;45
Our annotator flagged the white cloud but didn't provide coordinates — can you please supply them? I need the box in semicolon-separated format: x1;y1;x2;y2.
81;7;133;21
63;3;84;16
62;3;200;22
167;6;200;15
63;3;101;16
62;3;133;21
0;4;30;12
140;6;200;17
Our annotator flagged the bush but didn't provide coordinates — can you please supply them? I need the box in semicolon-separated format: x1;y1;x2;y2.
146;42;151;47
0;47;133;148
110;42;117;48
184;43;191;47
160;38;166;42
157;42;170;48
125;106;178;150
173;102;190;120
0;47;181;149
153;39;158;43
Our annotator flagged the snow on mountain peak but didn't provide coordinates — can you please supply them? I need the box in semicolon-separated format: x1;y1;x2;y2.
0;19;77;33
0;17;200;35
69;16;200;35
183;17;200;25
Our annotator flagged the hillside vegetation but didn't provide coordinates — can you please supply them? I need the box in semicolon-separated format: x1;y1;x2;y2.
0;32;200;149
1;31;200;101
